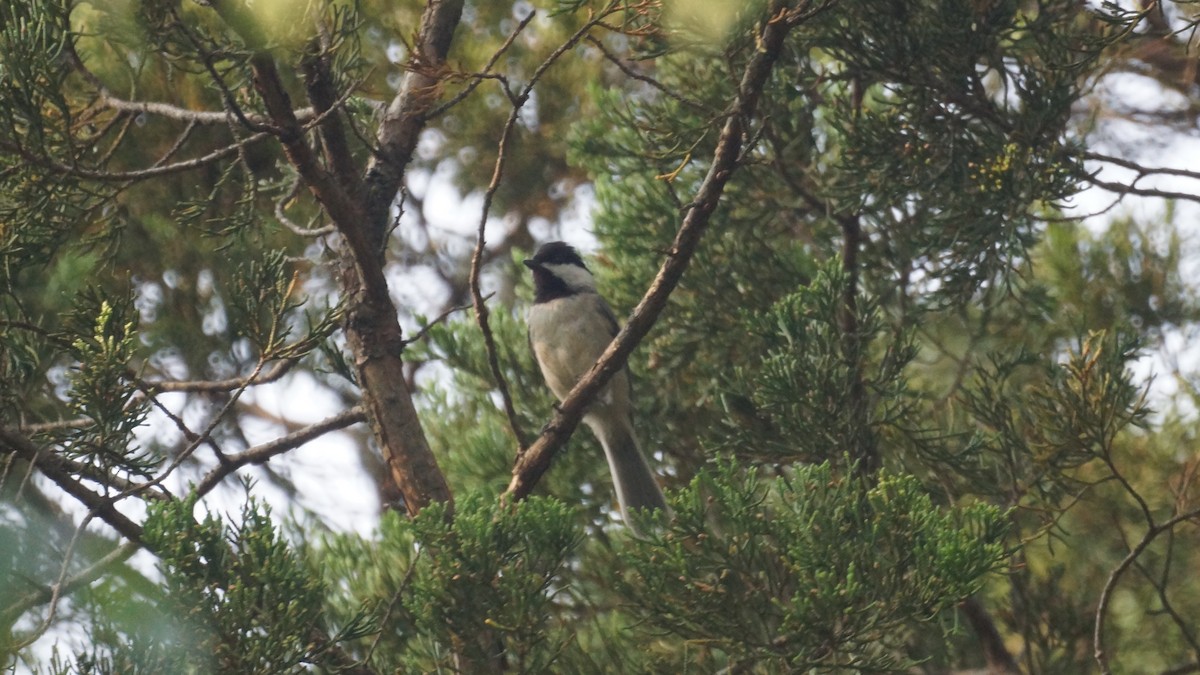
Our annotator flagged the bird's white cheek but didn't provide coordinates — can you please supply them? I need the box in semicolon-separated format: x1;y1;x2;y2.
542;263;597;293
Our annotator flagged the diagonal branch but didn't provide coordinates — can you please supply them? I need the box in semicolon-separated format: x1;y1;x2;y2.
506;0;806;501
427;9;536;118
1080;151;1200;206
1094;506;1200;674
960;596;1021;674
1084;151;1200;182
0;133;272;182
363;0;466;236
584;34;711;113
192;406;366;498
0;541;139;627
302;31;362;198
137;357;298;393
249;55;368;251
100;94;314;126
0;428;145;544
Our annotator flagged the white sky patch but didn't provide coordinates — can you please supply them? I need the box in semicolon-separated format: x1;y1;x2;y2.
236;374;379;536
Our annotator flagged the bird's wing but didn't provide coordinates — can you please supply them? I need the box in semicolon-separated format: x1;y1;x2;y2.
594;294;620;338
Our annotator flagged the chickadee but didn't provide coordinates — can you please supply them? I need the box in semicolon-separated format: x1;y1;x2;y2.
524;242;668;522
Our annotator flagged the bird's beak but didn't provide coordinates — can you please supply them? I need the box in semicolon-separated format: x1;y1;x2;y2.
523;259;539;270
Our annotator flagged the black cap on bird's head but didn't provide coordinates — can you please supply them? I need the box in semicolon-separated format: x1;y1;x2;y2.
523;241;588;271
524;241;595;302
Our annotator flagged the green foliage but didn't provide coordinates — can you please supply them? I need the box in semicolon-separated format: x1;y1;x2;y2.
1042;211;1200;333
403;496;580;671
227;251;310;356
0;0;74;152
57;291;150;466
4;0;1200;673
134;494;360;674
315;495;582;673
617;462;1007;671
719;262;916;468
811;0;1087;302
957;330;1149;512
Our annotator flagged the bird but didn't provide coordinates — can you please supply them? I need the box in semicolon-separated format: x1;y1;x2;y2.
523;241;668;524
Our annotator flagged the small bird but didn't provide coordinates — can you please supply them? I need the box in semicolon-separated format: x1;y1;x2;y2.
524;241;668;523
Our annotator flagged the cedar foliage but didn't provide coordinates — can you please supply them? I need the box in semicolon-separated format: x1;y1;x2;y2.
4;1;1200;673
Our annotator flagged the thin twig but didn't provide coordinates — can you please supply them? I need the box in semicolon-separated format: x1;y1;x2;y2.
0;132;273;182
0;541;139;629
63;21;310;128
137;358;298;393
110;357;273;507
276;178;337;236
403;297;483;347
102;95;316;126
584;35;711;113
192;406;366;498
1094;506;1200;674
1086;175;1200;204
1085;151;1200;181
1131;548;1200;662
359;547;423;669
21;359;298;435
427;10;536;119
18;417;96;434
6;507;107;650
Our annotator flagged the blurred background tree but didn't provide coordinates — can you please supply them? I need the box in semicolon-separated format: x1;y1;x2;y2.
3;0;1200;672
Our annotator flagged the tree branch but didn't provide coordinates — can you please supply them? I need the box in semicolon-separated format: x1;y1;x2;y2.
0;428;145;544
192;406;366;498
137;357;298;393
0;541;139;627
100;95;315;126
301;31;363;199
1084;175;1200;204
0;133;273;182
363;0;465;235
249;54;369;248
1095;506;1200;674
584;34;711;113
960;596;1020;674
198;0;456;518
426;9;535;118
505;0;804;501
319;0;466;517
1084;151;1200;182
276;178;337;236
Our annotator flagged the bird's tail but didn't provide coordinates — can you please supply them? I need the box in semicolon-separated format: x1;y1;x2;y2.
588;414;668;525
